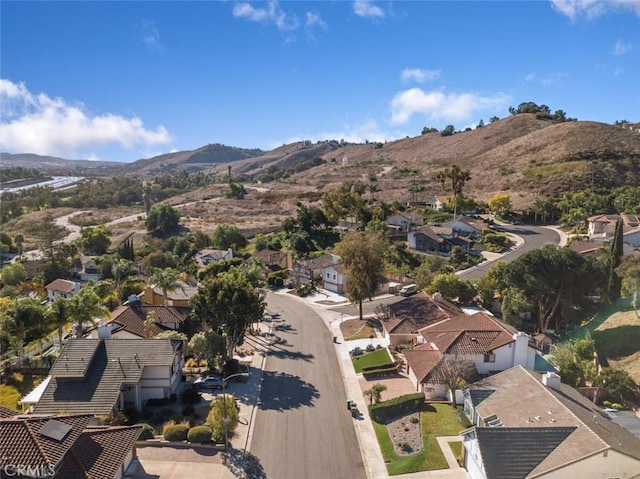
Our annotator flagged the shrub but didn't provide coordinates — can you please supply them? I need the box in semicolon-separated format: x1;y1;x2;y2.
182;404;195;416
370;393;424;423
137;423;156;440
187;425;212;444
147;397;171;407
180;385;202;405
163;424;189;442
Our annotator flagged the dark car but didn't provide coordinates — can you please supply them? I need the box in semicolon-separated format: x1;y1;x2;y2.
193;376;227;390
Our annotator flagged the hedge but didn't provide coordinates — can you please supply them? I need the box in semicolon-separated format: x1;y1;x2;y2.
137;423;156;440
163;424;189;442
361;362;396;372
369;393;425;423
362;366;399;379
187;425;212;444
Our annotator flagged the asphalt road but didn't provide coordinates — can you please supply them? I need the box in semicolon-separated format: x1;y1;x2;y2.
457;225;561;281
250;292;366;479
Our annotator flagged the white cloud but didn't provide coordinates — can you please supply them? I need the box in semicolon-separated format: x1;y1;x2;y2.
551;0;640;20
524;71;567;86
140;20;164;52
306;12;327;29
614;67;624;76
390;88;511;124
233;1;299;31
353;1;385;19
613;38;631;55
0;79;172;158
277;119;404;147
401;68;441;83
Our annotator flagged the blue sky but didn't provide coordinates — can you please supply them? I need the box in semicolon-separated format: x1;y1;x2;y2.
1;1;639;163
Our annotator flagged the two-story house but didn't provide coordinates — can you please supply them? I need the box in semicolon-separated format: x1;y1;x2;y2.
30;338;184;417
45;278;81;301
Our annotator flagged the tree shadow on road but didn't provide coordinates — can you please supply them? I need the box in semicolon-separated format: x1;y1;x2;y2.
222;449;267;479
266;344;315;362
260;371;320;411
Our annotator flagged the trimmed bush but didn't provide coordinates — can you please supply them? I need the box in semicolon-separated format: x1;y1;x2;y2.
369;393;424;423
181;385;202;405
137;423;156;440
182;404;195;416
163;424;189;442
361;362;396;372
362;366;399;378
188;425;212;444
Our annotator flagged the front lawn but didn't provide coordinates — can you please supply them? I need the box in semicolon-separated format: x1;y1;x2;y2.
352;348;392;373
372;403;465;475
341;318;381;341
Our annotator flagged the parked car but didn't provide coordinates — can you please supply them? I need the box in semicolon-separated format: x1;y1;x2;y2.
193;376;227;390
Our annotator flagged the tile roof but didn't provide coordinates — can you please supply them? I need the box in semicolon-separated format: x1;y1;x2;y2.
69;426;142;479
419;312;515;354
298;254;338;271
568;240;606;255
474;427;576;479
403;349;443;383
383;292;461;335
45;278;78;293
413;227;445;244
0;414;92;472
0;406;17;418
34;338;179;416
151;280;198;301
107;303;192;338
467;366;640;476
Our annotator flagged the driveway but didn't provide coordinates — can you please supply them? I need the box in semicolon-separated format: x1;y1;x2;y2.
126;445;229;479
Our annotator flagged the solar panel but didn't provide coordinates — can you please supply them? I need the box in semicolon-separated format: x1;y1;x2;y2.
39;419;72;442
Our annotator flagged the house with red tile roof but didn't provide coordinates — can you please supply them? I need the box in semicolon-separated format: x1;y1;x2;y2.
143;279;198;307
0;412;141;479
403;312;539;400
461;366;640;479
381;292;462;346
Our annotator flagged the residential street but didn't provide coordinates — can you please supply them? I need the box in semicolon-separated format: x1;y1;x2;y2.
250;292;367;479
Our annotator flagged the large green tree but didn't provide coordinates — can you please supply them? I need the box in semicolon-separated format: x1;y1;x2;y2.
192;270;264;358
79;226;111;255
503;245;603;333
617;255;640;317
111;259;141;304
145;203;181;235
334;231;387;320
47;295;71;347
211;224;247;251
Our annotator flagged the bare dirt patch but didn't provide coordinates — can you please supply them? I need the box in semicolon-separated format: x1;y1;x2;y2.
358;375;415;401
340;318;378;340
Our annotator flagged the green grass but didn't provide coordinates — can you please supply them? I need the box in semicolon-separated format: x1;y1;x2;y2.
372;403;466;475
352;348;392;373
0;373;43;412
449;441;463;466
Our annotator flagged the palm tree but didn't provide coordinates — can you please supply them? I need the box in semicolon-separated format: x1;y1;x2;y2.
47;296;71;347
68;288;110;337
2;298;43;360
112;259;140;304
150;267;182;306
435;165;472;219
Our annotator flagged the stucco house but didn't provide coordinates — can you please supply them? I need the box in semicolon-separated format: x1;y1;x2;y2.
0;412;142;479
403;312;538;400
323;263;348;294
408;227;448;253
30;338;184;417
461;366;640;479
381;292;462;346
193;247;233;268
386;211;424;232
293;254;339;286
254;249;293;272
70;254;101;281
433;195;450;211
45;278;81;301
442;216;484;238
87;299;200;340
143;280;198;307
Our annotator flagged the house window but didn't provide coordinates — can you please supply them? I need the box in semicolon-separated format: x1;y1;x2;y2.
333;274;336;280
484;352;496;363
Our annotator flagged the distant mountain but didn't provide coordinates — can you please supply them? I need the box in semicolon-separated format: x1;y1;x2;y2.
3;115;640;210
0;153;120;174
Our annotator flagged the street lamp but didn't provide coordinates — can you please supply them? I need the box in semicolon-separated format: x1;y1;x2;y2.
221;372;249;450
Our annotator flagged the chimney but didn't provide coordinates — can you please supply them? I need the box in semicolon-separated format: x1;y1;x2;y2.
512;331;529;367
542;372;561;391
98;323;112;340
